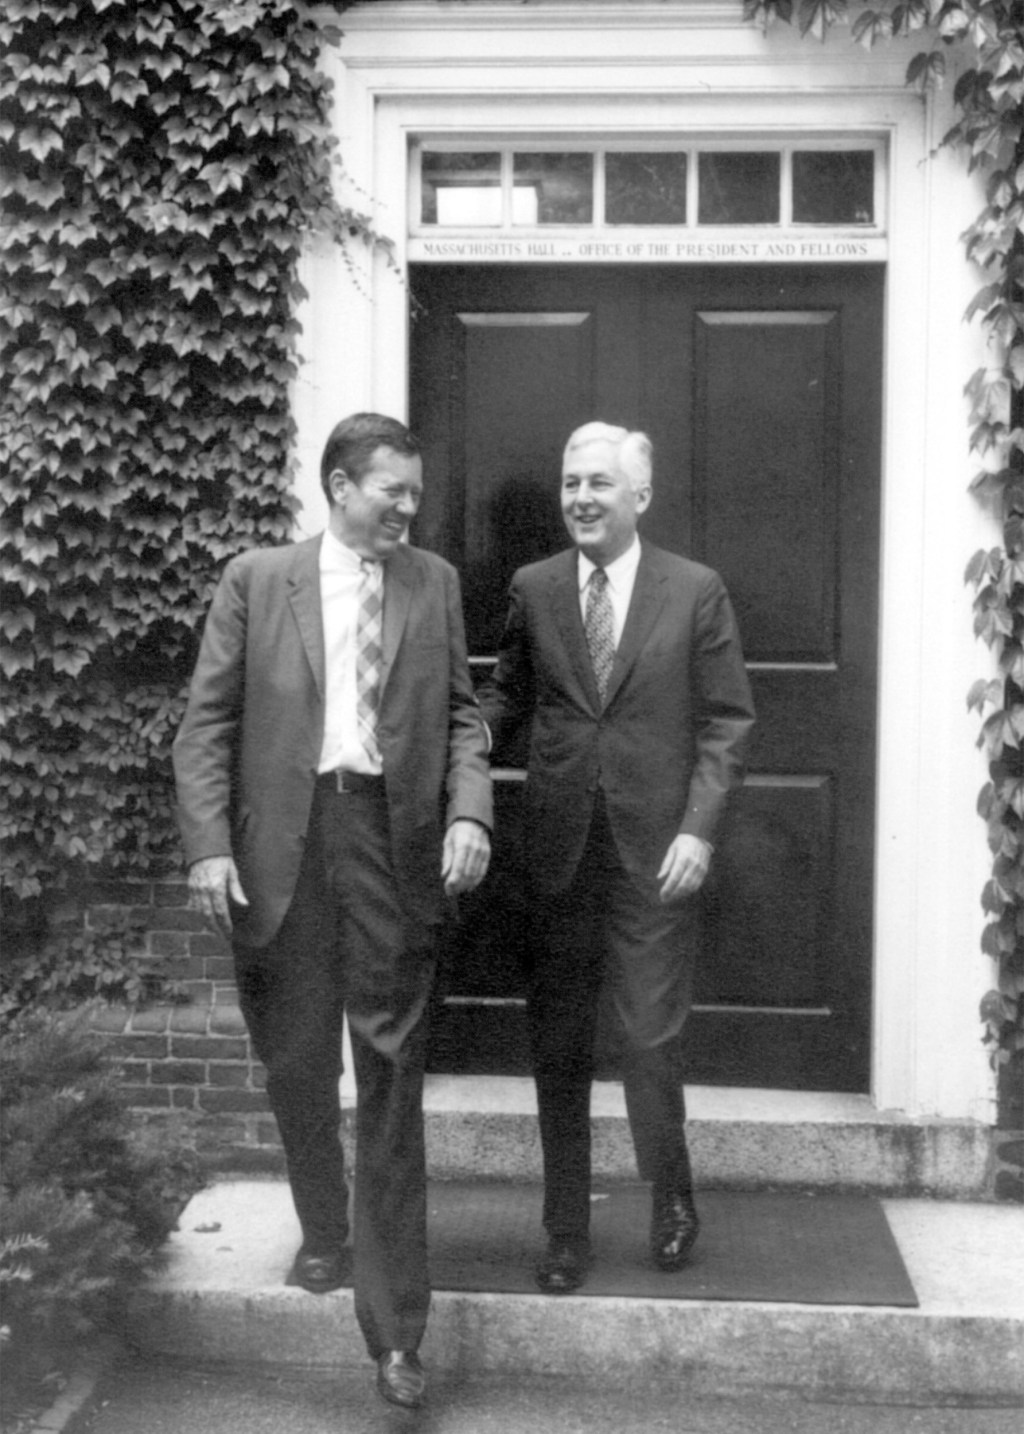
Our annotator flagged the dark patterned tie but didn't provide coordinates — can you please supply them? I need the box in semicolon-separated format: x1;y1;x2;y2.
356;559;384;762
584;567;615;699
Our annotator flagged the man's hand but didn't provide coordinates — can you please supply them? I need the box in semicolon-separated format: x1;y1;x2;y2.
657;834;712;904
188;856;248;938
442;819;491;896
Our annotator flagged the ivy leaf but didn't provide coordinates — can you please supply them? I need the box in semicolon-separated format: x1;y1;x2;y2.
982;878;1005;915
142;49;182;82
0;609;36;640
802;0;848;41
1001;644;1024;688
852;10;893;47
969;419;1007;455
70;55;112;90
1002;779;1024;821
110;73;149;106
974;604;1015;645
53;276;94;306
17;174;66;208
75;140;115;177
966;8;1001;53
938;7;969;41
965;548;995;586
970;120;1010;165
962;283;1004;324
197;161;246;196
906;49;945;91
18;123;62;160
979;989;1015;1023
1007;346;1024;390
0;296;36;327
968;677;1004;713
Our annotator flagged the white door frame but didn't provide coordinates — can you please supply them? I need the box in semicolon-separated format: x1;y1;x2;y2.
296;4;996;1121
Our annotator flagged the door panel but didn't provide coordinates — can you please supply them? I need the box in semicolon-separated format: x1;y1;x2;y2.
694;310;839;660
460;312;592;653
410;263;882;1091
705;775;834;1007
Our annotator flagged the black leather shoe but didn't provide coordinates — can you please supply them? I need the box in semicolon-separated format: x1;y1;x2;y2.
287;1246;351;1294
535;1238;591;1294
651;1190;700;1271
376;1350;426;1409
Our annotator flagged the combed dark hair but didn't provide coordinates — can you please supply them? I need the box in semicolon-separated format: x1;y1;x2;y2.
319;413;420;504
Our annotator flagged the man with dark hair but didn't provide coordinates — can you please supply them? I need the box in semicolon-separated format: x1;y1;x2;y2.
173;412;492;1409
483;421;753;1295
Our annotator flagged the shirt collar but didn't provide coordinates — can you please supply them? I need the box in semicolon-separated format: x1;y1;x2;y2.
577;535;641;593
320;527;366;575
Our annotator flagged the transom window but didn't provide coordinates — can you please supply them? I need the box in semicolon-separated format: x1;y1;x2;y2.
414;142;881;232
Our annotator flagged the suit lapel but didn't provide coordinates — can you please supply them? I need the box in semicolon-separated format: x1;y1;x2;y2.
603;544;668;709
549;550;602;710
286;537;326;699
380;545;416;699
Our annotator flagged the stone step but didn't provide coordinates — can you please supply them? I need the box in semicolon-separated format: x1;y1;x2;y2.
129;1180;1024;1405
419;1078;997;1198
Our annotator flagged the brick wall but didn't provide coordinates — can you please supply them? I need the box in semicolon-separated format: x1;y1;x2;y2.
81;877;286;1173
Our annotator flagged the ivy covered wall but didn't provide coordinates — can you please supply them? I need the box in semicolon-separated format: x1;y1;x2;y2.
0;0;360;903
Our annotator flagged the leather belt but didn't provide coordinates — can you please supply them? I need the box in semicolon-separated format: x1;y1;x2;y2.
319;769;385;795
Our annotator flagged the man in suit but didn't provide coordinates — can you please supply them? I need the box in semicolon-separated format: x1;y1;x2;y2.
482;421;753;1294
173;412;492;1408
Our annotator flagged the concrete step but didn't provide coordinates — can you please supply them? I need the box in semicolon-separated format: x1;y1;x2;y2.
129;1179;1024;1405
419;1077;997;1198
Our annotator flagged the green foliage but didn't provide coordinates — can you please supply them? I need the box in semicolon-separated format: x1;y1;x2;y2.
0;911;189;1028
744;1;1024;1074
0;1009;204;1418
0;0;370;900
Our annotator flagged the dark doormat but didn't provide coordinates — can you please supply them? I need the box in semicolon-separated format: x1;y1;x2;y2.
426;1182;918;1307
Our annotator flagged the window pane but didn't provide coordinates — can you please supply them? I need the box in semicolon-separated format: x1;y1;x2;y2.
793;151;874;224
698;152;780;225
605;152;688;225
513;153;593;224
421;152;501;226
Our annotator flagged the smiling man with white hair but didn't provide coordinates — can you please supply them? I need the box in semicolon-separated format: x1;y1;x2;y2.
482;419;754;1293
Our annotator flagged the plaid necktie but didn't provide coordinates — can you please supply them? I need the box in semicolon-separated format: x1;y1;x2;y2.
356;558;384;762
584;567;615;699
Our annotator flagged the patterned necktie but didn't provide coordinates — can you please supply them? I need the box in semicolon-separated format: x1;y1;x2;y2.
584;567;615;699
356;558;384;762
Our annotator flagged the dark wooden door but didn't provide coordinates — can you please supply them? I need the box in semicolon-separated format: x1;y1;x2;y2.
410;262;882;1091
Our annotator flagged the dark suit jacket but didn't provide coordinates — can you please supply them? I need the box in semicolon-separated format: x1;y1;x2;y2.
173;536;493;947
481;541;754;895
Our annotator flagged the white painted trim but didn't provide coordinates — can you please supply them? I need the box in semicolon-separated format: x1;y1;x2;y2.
295;8;998;1122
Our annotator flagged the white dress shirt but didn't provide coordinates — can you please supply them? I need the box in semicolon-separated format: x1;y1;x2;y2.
576;535;642;647
317;529;382;775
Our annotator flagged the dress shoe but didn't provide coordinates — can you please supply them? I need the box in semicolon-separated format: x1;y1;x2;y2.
535;1238;591;1294
287;1246;351;1294
650;1189;700;1271
376;1350;426;1409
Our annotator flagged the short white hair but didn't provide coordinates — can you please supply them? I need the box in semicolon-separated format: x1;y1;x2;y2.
563;421;653;494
